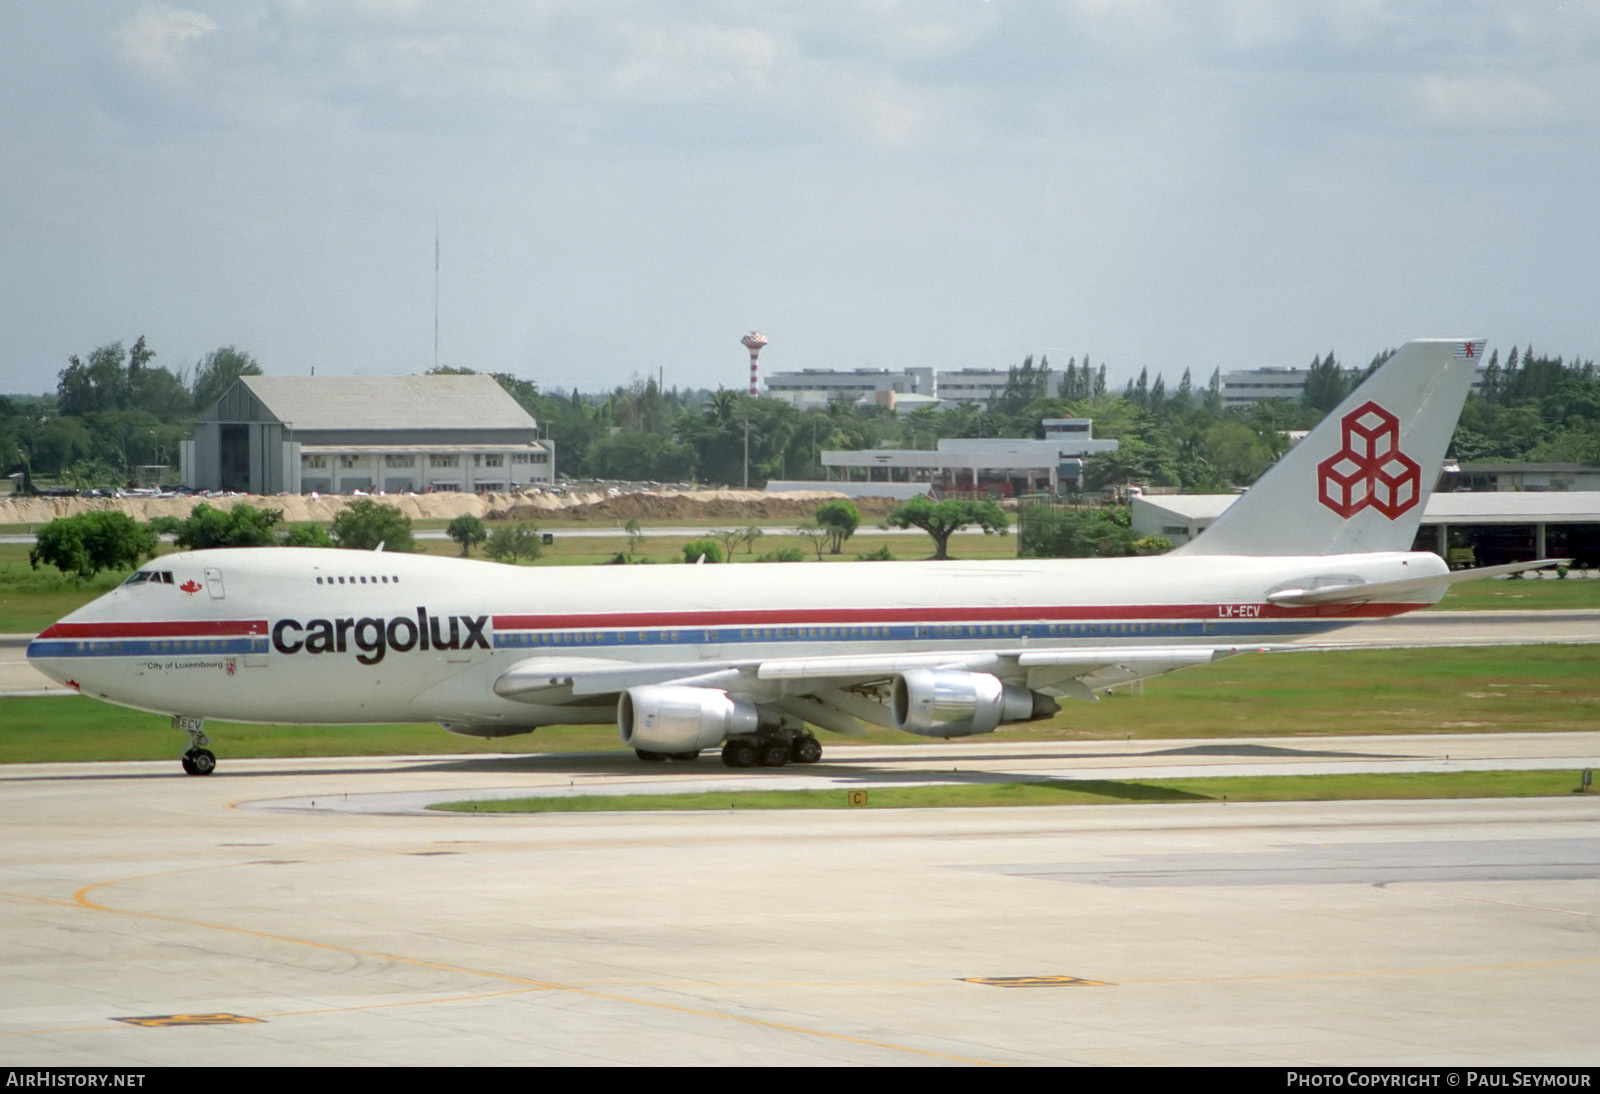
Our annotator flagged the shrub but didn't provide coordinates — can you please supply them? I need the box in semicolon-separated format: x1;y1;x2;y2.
682;539;723;564
330;500;415;552
447;515;489;556
486;524;543;563
30;512;157;579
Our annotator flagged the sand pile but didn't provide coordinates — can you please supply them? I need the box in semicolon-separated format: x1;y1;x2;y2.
0;488;903;527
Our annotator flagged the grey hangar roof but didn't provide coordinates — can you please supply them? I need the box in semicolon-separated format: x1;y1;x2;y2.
215;374;537;432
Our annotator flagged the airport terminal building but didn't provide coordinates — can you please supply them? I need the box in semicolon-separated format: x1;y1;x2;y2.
1132;491;1600;567
183;375;555;495
768;418;1120;499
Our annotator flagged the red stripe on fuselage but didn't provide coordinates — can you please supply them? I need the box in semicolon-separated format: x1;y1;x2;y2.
36;620;269;640
35;602;1426;643
491;602;1423;630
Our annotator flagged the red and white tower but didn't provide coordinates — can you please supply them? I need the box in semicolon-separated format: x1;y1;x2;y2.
741;331;768;396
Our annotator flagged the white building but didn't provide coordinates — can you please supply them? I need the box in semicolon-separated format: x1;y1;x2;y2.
1220;367;1312;409
763;365;1020;409
1222;364;1493;409
1131;491;1600;565
933;368;1012;406
185;374;554;495
768;419;1119;498
1450;462;1600;492
764;367;935;408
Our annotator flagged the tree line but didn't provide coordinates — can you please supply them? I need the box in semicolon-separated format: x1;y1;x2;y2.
30;494;1020;578
2;340;261;490
6;338;1596;494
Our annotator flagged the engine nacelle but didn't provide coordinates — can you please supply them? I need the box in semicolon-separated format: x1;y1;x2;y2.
891;670;1057;738
618;685;759;753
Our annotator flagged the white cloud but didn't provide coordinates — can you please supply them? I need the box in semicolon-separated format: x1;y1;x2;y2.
113;3;217;81
605;22;778;104
3;2;1597;396
1414;72;1564;129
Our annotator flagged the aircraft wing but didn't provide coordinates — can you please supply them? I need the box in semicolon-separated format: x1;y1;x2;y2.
492;644;1262;733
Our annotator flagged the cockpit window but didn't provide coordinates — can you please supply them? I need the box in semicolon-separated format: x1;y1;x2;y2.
122;571;175;587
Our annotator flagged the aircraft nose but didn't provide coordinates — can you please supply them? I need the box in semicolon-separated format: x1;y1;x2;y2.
25;629;77;688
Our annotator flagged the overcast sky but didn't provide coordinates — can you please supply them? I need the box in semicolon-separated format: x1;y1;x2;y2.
3;1;1596;398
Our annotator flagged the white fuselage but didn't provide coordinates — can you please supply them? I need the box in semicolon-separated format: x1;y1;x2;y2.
27;547;1446;731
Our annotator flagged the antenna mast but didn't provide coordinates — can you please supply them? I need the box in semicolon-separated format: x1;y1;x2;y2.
433;215;441;370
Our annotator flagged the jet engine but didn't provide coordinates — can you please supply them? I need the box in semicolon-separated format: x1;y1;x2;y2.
891;670;1057;738
618;685;759;753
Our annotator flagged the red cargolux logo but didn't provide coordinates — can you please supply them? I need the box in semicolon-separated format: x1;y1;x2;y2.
1316;401;1421;519
179;579;202;594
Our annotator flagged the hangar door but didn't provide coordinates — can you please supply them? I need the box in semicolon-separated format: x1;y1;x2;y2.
219;424;250;492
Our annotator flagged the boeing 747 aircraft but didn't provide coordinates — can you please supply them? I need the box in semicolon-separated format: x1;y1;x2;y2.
28;338;1550;774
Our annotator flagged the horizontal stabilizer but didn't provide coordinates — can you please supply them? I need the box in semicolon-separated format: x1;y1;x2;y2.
1266;558;1566;607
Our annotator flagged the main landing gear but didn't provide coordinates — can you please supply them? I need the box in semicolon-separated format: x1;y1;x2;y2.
173;715;216;776
720;729;822;769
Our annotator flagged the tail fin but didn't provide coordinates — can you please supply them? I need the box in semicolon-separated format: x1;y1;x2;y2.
1177;338;1484;557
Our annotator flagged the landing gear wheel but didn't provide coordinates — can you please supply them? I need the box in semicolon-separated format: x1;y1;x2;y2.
635;749;669;762
757;740;790;767
181;749;216;776
173;715;213;776
721;740;756;768
790;735;822;764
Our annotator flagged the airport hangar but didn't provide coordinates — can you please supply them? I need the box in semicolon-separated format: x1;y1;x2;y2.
1134;490;1600;567
181;374;555;495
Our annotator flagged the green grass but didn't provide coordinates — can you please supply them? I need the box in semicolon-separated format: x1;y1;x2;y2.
818;643;1600;744
435;528;1017;565
430;770;1594;813
1426;577;1600;611
0;696;627;764
0;530;1018;629
0;560;127;634
2;644;1595;764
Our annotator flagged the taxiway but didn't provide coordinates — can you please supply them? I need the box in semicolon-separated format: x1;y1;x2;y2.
1;736;1596;1066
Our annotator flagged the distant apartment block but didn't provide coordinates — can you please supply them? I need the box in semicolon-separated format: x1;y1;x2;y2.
763;365;1016;409
1220;367;1312;409
1223;364;1491;409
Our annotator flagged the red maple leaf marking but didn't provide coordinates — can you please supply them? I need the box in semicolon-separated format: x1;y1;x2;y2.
1315;401;1421;519
179;579;202;594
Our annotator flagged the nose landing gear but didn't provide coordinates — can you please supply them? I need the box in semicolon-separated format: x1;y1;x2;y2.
180;749;216;776
174;715;216;776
